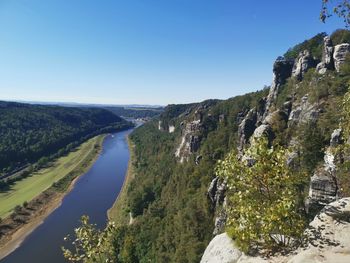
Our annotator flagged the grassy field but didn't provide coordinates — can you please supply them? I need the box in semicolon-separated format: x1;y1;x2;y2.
0;135;104;219
108;137;135;225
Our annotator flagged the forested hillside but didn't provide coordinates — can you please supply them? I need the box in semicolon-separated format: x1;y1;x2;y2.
65;29;350;262
0;101;132;175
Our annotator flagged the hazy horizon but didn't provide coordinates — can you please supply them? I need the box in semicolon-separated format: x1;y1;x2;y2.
0;0;345;105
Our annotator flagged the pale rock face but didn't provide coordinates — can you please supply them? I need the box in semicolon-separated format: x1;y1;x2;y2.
308;169;337;206
175;120;202;162
250;124;274;145
288;198;350;263
292;50;316;80
168;125;175;133
264;57;294;119
207;177;219;204
200;233;242;263
316;36;334;74
288;95;319;126
330;128;342;147
237;109;257;151
307;128;342;213
158;120;163;131
213;212;227;235
333;43;350;72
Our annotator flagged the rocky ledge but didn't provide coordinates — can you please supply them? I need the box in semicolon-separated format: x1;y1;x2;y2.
201;198;350;263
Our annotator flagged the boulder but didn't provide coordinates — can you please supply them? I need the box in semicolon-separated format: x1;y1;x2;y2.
200;233;242;263
292;50;317;80
333;43;350;72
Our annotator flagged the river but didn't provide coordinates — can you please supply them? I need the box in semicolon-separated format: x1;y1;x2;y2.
1;128;132;263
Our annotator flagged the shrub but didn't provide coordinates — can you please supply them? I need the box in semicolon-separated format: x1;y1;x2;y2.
216;138;307;252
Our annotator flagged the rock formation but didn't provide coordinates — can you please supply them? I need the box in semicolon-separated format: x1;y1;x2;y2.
200;233;242;263
288;95;319;126
292;50;317;80
333;43;350;72
264;57;294;119
307;129;342;214
175;120;202;162
237;109;258;151
316;36;334;74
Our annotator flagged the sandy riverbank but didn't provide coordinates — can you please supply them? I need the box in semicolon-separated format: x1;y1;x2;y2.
0;135;106;260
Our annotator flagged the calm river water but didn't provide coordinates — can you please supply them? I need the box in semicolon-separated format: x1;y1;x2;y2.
1;129;132;263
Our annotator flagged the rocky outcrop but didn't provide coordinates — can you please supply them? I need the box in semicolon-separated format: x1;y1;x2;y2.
207;176;226;207
308;169;338;209
238;109;257;151
169;125;175;133
288;95;319;126
158;121;175;133
333;43;350;72
316;36;334;74
195;155;202;165
307;129;342;214
175;120;202;162
158;120;163;131
200;233;242;263
213;211;227;235
250;124;274;145
208;177;227;235
264;57;294;119
208;177;219;204
202;198;350;263
292;50;317;80
330;128;343;147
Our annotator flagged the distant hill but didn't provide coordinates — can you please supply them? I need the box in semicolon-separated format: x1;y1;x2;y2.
103;106;163;119
0;101;132;174
10;101;164;119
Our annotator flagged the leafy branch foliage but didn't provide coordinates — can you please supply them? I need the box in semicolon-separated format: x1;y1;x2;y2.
62;216;118;263
216;138;307;252
321;0;350;26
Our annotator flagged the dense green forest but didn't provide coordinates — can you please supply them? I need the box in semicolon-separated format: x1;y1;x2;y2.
0;101;132;175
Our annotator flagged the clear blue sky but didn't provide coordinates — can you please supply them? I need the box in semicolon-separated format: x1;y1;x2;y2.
0;0;345;105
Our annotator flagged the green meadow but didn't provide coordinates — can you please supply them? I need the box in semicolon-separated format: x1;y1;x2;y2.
0;135;103;219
